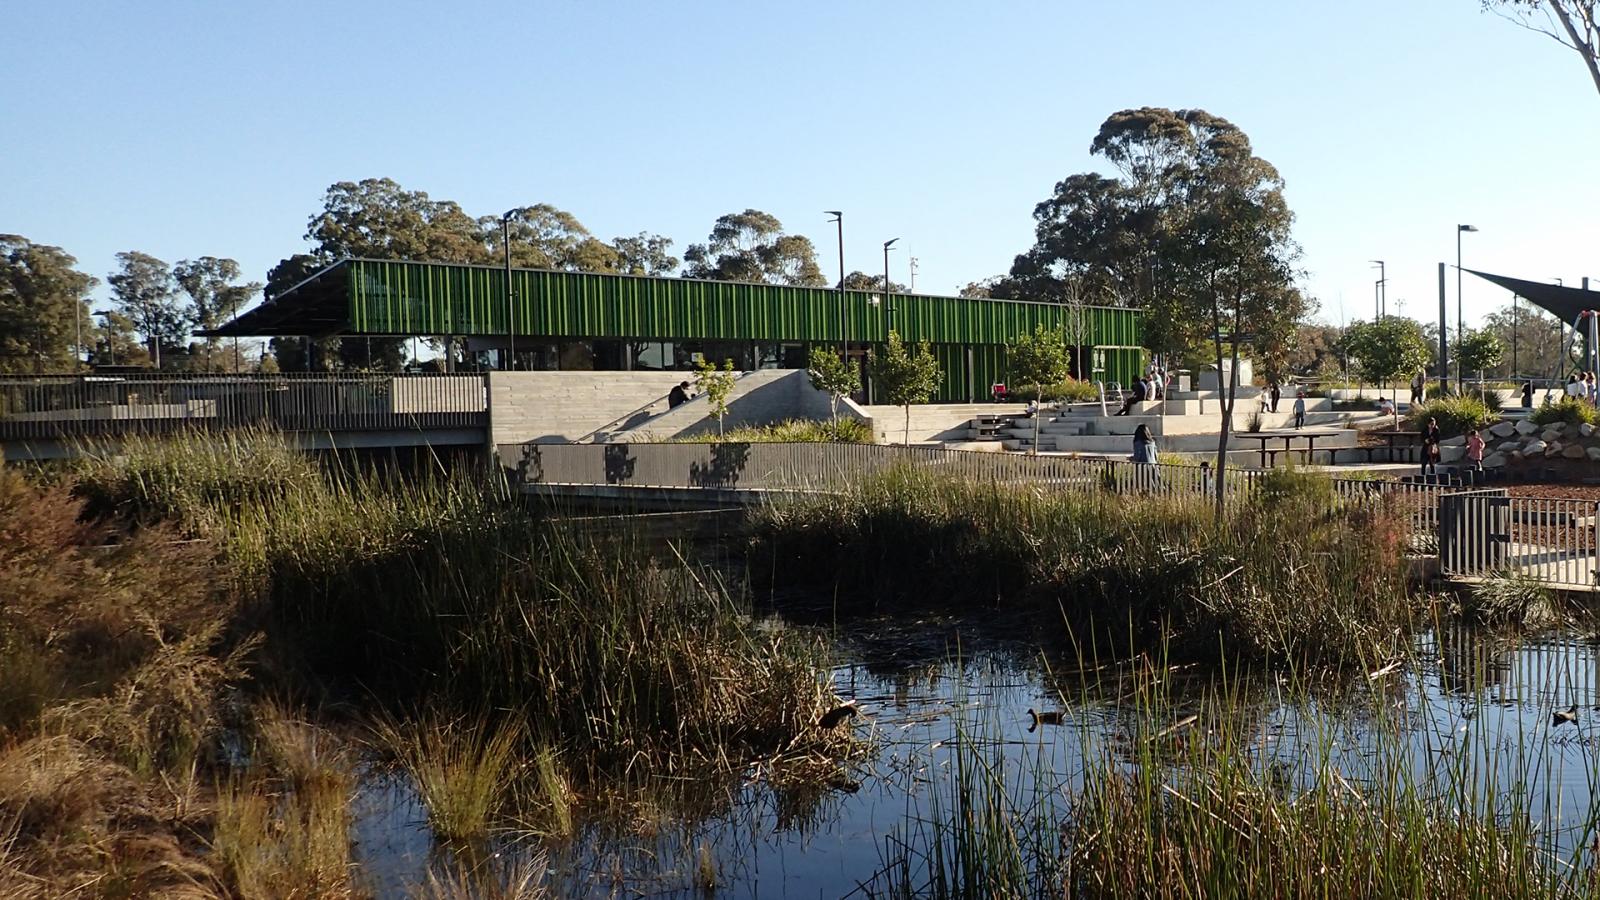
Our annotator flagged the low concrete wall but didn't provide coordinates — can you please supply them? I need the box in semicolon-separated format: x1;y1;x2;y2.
861;403;1028;444
486;371;689;446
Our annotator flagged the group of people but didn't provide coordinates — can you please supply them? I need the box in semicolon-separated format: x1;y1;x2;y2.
1418;417;1490;478
1565;372;1600;404
1115;366;1170;416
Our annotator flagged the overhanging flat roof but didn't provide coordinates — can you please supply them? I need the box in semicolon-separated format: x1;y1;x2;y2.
1467;269;1600;323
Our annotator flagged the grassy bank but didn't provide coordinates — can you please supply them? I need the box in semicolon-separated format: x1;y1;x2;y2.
752;465;1418;666
0;430;849;893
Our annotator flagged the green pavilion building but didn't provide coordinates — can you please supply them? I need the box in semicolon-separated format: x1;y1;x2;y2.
215;259;1145;403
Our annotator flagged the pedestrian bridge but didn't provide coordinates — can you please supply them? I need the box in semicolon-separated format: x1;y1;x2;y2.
0;373;489;460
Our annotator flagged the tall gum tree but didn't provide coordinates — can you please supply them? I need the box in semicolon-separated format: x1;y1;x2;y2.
683;210;826;286
108;251;189;368
0;235;97;373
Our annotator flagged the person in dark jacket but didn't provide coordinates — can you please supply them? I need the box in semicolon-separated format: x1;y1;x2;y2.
1421;417;1442;476
1116;377;1147;416
668;381;691;408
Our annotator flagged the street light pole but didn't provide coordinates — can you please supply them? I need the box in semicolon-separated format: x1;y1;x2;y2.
502;210;517;371
1370;260;1385;319
1457;224;1478;387
883;238;899;335
909;256;919;294
826;211;844;353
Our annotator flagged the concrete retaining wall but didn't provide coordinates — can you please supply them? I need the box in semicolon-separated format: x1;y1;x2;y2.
486;371;689;446
608;369;870;441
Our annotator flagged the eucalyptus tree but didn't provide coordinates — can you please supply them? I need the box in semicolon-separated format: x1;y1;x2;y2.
683;210;826;286
109;251;189;368
0;235;97;373
173;256;261;369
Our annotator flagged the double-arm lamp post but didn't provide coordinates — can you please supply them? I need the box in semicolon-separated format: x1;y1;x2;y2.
883;238;899;335
825;211;844;352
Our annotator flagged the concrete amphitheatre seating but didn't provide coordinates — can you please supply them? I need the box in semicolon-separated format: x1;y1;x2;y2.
946;387;1366;463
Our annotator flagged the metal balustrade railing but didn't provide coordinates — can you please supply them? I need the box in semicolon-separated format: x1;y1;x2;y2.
1440;491;1600;587
0;373;488;439
503;441;1459;526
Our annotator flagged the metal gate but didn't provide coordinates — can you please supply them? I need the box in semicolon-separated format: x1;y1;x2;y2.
1439;489;1511;576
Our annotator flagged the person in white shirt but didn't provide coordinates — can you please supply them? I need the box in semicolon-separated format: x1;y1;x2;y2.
1566;374;1583;399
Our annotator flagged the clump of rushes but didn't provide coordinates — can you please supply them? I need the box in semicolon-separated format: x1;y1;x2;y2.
75;429;849;776
372;712;526;843
872;655;1598;900
752;465;1417;667
211;774;357;899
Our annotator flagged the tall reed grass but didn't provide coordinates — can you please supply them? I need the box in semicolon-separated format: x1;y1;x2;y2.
754;465;1417;666
74;429;847;772
869;651;1600;899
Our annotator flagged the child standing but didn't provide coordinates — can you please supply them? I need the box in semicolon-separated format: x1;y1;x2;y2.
1466;427;1485;473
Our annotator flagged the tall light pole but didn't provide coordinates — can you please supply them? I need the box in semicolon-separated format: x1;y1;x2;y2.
1457;224;1478;386
501;210;517;370
826;211;844;352
909;256;919;294
1370;260;1385;319
883;238;899;335
93;310;115;367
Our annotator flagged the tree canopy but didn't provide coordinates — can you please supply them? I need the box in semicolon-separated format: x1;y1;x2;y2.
0;235;97;373
109;251;189;367
683;210;826;286
1340;317;1433;385
870;330;944;444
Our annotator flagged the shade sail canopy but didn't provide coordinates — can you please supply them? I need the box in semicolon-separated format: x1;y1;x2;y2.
1466;270;1600;323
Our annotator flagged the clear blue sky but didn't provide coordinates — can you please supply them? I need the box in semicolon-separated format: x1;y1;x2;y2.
3;0;1596;332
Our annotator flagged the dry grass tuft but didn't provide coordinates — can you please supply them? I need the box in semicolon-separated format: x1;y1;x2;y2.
373;713;524;843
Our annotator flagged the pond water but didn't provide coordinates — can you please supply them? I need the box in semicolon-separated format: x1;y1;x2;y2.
350;614;1600;898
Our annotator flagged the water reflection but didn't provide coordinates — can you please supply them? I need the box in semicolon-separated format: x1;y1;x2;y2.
350;618;1600;897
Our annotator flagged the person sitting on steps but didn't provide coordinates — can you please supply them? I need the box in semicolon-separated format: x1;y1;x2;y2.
1115;376;1147;416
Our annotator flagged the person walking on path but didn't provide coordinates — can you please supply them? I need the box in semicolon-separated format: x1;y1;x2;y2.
1292;391;1307;430
1410;371;1426;407
1421;417;1442;477
1269;381;1281;414
1522;381;1534;408
1466;428;1485;473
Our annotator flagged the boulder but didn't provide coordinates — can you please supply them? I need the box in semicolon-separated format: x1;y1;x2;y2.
1442;435;1466;447
1564;444;1587;459
1491;421;1517;439
1549;421;1569;434
1516;420;1540;436
1584;422;1597;438
1542;429;1563;443
1441;445;1465;463
1497;440;1521;452
1546;443;1563;458
1484;452;1508;468
1512;450;1525;461
1588;446;1600;461
1524;439;1548;454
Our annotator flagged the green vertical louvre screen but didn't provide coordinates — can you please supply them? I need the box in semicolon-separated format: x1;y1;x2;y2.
342;259;1144;398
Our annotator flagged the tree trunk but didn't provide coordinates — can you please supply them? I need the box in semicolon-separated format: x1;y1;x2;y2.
1032;380;1041;455
1549;1;1600;98
904;404;911;446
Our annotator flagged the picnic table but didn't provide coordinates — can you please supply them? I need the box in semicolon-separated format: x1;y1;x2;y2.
1234;430;1343;467
1372;430;1421;463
